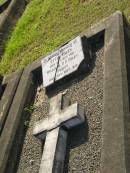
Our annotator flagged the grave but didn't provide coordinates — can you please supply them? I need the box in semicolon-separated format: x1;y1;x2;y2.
0;11;130;173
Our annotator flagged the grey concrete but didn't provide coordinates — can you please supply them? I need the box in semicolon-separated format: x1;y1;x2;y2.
33;93;85;173
0;67;35;173
0;70;23;134
101;12;130;173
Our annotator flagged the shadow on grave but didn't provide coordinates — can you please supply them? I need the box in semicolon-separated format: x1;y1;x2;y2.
124;19;130;113
124;19;130;172
63;117;88;173
5;32;104;173
46;32;104;98
48;32;104;172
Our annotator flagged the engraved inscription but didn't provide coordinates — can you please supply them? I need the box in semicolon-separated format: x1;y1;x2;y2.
41;36;84;87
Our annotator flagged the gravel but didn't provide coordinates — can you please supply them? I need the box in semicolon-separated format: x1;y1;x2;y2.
16;43;104;173
64;45;104;173
16;88;49;173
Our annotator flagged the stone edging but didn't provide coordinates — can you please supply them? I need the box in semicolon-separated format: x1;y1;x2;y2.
0;70;23;135
101;12;130;173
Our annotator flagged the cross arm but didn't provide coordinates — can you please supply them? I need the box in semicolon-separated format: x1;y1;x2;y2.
33;103;85;139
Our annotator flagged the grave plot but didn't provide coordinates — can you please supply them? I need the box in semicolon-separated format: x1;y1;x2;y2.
0;11;130;173
15;35;103;173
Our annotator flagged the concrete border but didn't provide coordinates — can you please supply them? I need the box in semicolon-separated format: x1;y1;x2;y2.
0;11;129;173
0;66;36;173
0;70;23;135
101;12;130;173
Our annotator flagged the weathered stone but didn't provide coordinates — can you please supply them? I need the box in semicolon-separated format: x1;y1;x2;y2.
39;127;67;173
33;102;84;137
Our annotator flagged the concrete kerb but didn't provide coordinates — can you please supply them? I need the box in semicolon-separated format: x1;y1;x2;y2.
0;66;36;173
101;12;130;173
0;11;129;173
0;70;23;135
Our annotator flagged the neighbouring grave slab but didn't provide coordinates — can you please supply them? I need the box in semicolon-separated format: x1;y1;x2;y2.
0;68;36;173
0;70;23;134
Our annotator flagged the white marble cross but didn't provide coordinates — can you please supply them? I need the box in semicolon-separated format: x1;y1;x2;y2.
33;93;85;173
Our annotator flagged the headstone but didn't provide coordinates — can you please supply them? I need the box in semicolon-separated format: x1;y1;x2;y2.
41;36;89;87
33;93;85;173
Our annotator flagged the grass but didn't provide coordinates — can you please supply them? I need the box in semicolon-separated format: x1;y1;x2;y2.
0;0;6;5
0;0;130;75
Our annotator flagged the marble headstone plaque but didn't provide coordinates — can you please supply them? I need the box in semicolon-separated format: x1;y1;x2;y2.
41;36;85;87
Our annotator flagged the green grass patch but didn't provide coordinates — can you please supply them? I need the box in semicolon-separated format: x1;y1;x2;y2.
0;0;6;5
0;0;130;75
